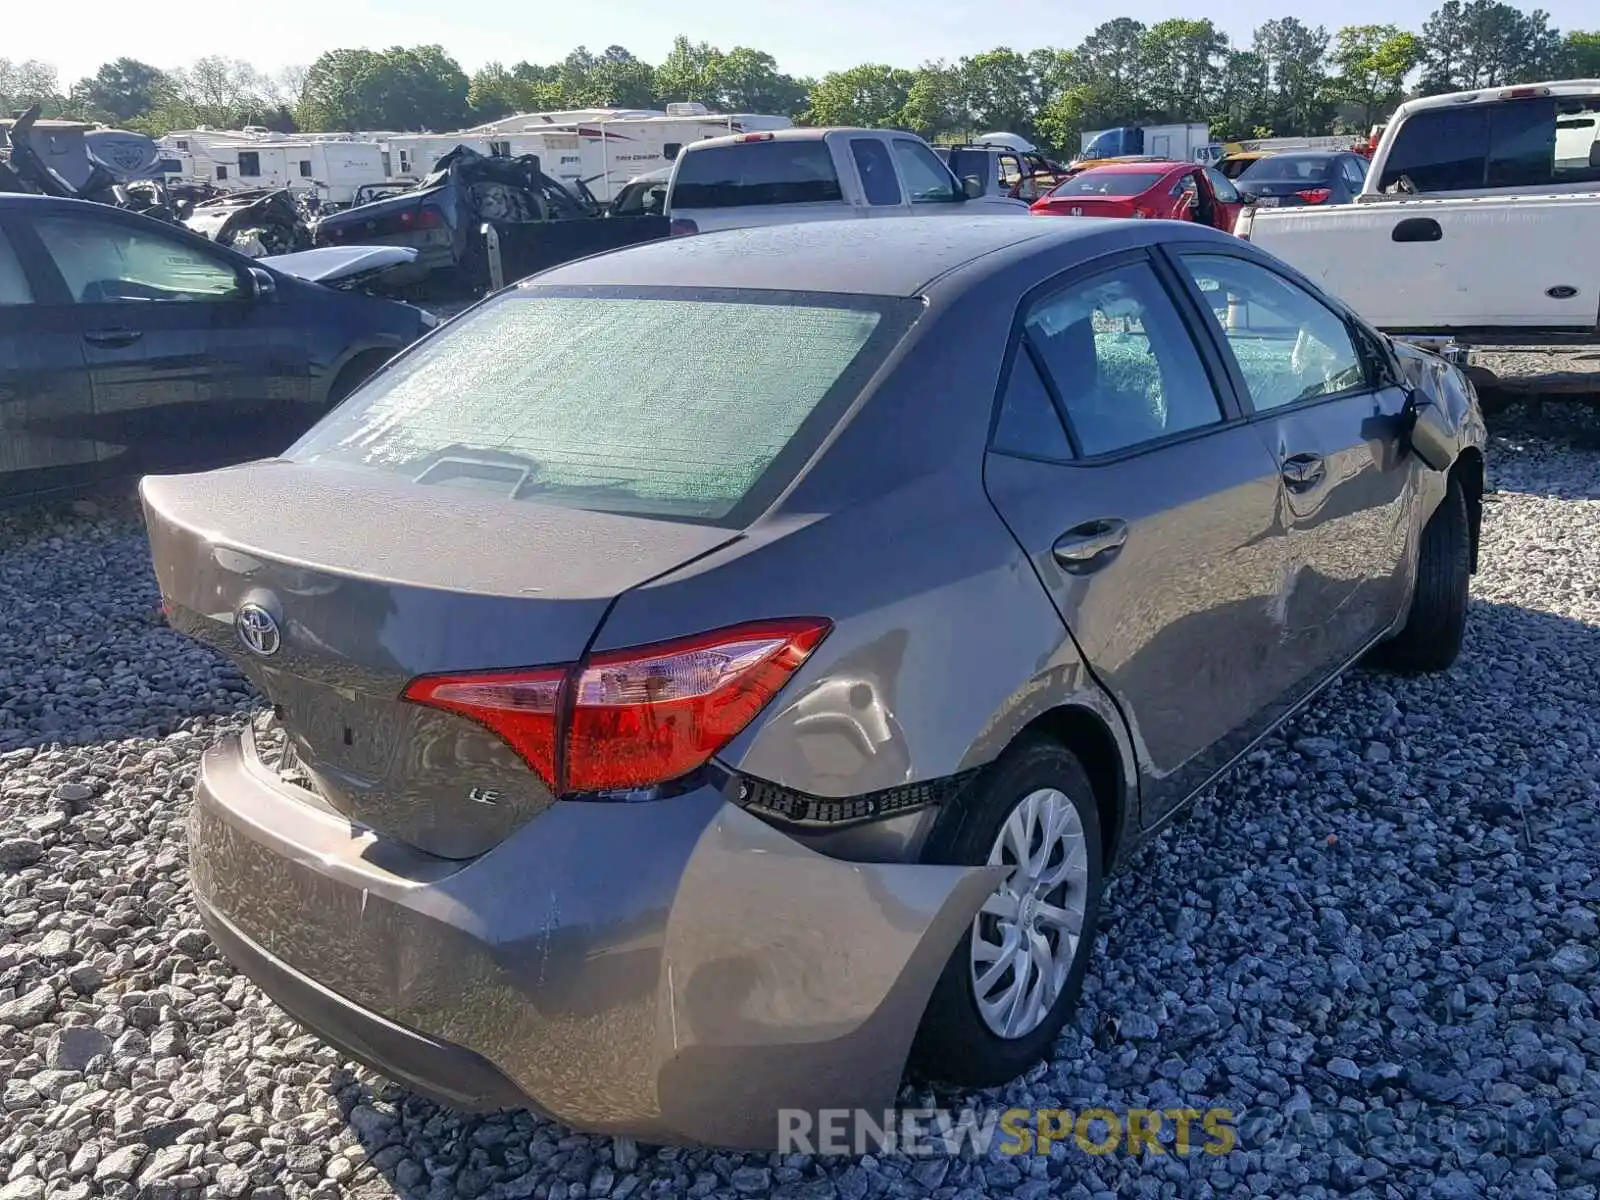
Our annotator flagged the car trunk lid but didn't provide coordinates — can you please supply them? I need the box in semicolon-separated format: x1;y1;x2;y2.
143;461;738;859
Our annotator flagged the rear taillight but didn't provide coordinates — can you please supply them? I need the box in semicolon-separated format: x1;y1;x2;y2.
1296;188;1332;204
669;217;699;236
403;618;831;796
1131;208;1152;218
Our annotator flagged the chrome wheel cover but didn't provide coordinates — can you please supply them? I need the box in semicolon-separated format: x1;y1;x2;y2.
969;787;1090;1040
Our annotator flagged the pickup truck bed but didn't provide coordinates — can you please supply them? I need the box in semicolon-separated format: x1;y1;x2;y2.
1239;191;1600;334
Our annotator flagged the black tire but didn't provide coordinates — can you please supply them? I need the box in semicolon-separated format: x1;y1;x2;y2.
1378;474;1470;673
910;736;1104;1089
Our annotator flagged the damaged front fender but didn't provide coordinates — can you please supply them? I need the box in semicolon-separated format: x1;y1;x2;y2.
1391;338;1487;474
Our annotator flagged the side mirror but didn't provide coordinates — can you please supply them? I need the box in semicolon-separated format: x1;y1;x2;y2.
962;176;983;200
246;266;277;301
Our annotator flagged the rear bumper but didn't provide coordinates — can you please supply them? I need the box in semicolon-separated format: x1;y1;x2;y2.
188;733;1001;1149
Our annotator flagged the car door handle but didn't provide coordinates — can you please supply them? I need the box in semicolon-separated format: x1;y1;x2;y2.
1052;519;1129;574
1281;452;1326;492
84;329;144;348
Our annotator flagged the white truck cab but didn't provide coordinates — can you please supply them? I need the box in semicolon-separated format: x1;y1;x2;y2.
664;128;1030;233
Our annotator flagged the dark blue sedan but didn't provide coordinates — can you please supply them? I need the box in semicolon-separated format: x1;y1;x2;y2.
0;193;434;505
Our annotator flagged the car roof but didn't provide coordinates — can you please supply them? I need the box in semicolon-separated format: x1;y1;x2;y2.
526;215;1228;299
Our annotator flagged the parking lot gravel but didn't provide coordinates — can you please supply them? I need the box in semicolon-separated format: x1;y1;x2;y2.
4;407;1600;1200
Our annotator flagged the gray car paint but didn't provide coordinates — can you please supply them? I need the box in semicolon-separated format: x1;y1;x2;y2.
142;216;1486;1150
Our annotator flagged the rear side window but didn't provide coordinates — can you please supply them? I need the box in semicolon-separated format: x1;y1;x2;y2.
671;141;843;208
1380;97;1600;193
1024;261;1223;457
850;139;902;207
288;292;911;524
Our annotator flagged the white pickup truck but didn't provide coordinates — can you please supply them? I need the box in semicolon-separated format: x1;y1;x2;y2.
664;128;1030;233
1236;80;1600;396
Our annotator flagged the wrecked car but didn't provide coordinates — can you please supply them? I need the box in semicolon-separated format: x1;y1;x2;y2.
313;145;669;294
183;189;315;258
0;192;435;506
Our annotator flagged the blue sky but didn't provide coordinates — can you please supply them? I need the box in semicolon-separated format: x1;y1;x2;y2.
13;0;1597;85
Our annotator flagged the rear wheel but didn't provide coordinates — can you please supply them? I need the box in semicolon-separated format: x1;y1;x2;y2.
910;737;1103;1088
1377;474;1470;673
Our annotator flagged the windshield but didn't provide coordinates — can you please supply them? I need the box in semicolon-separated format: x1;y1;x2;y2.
1238;155;1334;183
1049;171;1166;198
1379;95;1600;192
288;289;916;524
671;140;843;208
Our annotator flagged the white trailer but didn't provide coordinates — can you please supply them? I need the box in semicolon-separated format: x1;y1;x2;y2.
158;131;387;205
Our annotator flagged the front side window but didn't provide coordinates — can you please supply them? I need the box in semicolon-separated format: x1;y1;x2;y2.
1177;252;1368;411
33;216;244;304
1024;260;1224;457
891;139;960;202
0;229;35;306
672;141;843;208
850;138;903;207
289;291;915;524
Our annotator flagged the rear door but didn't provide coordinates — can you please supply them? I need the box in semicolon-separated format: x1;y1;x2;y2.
0;217;103;503
846;136;912;218
23;207;315;470
1166;246;1417;682
981;248;1293;826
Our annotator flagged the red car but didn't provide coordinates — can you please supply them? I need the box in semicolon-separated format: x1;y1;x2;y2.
1031;160;1248;234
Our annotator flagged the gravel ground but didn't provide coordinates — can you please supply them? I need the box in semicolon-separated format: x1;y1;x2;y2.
4;408;1600;1200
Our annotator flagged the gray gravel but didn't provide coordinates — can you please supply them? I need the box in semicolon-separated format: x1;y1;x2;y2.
4;416;1600;1200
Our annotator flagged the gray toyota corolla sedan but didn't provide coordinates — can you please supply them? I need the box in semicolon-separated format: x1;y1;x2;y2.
142;216;1487;1150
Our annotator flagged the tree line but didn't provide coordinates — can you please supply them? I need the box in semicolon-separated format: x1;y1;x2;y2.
4;2;1598;154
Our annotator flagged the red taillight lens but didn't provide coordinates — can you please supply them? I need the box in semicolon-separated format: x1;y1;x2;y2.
403;618;831;796
1296;188;1332;204
403;669;564;786
415;205;445;229
669;217;699;236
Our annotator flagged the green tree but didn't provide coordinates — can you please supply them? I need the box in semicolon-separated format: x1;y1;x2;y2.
1563;31;1600;76
298;45;469;131
1330;26;1421;129
0;59;65;117
1419;1;1562;93
69;58;171;122
955;49;1037;136
1074;18;1150;128
804;64;914;127
899;62;966;141
654;36;722;104
708;47;807;116
1253;18;1333;135
1213;50;1273;138
1140;19;1229;123
587;46;659;109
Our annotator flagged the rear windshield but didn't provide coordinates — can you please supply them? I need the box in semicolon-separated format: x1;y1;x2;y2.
1238;155;1333;182
672;140;843;208
1379;95;1600;193
1050;171;1166;197
287;290;913;524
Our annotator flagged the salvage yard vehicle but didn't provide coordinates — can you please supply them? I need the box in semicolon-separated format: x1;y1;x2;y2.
143;215;1485;1151
664;128;1030;233
1032;159;1247;233
0;193;434;505
1236;79;1600;396
1234;150;1370;207
314;145;669;294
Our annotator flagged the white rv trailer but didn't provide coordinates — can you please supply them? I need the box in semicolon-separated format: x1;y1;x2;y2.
378;105;796;202
158;129;388;205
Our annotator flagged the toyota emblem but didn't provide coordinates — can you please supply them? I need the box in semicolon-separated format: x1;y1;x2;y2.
236;603;281;657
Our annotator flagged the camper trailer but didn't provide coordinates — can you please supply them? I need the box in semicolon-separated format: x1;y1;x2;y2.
159;130;387;205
